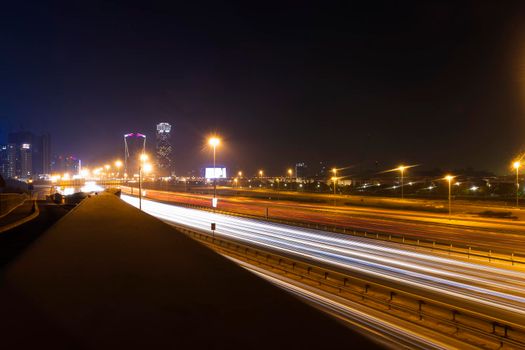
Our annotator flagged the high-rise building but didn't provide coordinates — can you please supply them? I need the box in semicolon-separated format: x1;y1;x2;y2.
295;162;308;179
19;142;32;177
51;154;80;175
33;133;51;176
8;131;34;178
156;122;173;176
6;131;51;178
0;144;16;179
42;133;51;174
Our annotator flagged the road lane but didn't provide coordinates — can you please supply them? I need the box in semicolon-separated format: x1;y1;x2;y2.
122;187;525;253
237;257;480;350
122;194;525;327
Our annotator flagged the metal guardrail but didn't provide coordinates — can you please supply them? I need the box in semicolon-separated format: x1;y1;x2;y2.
173;223;525;350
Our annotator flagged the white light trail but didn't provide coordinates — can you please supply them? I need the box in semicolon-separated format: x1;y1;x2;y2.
121;195;525;321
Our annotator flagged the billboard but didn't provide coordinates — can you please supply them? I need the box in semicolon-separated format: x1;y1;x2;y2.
205;167;227;179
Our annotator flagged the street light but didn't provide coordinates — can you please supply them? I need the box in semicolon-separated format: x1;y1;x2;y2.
138;153;149;210
444;175;454;217
208;136;221;204
332;168;337;195
259;170;263;177
115;160;123;179
288;168;293;182
514;161;521;208
397;165;406;200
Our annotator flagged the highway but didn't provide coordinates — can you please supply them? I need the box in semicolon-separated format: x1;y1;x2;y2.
121;187;525;253
122;194;525;330
236;257;480;350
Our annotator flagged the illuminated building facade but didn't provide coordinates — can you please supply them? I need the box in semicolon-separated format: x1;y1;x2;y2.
156;122;173;176
0;144;16;179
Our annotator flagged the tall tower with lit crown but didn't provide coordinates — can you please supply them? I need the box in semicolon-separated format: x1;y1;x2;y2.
156;122;173;176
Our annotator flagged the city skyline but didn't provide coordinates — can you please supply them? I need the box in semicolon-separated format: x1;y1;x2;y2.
3;3;525;349
1;123;519;178
2;2;525;174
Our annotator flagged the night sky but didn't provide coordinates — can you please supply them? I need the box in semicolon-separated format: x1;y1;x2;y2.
2;1;525;175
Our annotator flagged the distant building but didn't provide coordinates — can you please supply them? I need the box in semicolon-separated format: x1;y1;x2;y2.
7;131;34;178
0;144;16;179
156;122;173;176
19;143;32;177
33;133;51;176
314;161;328;179
4;131;51;178
51;155;80;175
295;162;308;179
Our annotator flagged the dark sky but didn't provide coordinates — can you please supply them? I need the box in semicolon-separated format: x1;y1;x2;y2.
2;1;525;175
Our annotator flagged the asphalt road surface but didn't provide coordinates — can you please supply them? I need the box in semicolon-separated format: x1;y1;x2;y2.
122;187;525;253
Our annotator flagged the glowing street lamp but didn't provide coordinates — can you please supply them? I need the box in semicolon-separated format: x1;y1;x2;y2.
332;168;338;196
514;161;521;208
259;170;263;177
397;165;406;200
115;160;123;179
208;136;221;202
444;175;455;217
288;168;293;185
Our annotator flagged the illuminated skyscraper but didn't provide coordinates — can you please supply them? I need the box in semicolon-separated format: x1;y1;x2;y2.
156;122;173;176
8;131;33;178
0;144;16;179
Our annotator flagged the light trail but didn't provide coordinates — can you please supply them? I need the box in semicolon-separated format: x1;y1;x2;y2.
233;257;479;350
122;195;525;324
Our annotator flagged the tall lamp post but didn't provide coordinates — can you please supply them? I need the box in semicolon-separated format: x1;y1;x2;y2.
397;165;406;200
208;137;221;204
288;168;293;187
514;161;521;208
332;168;337;196
139;153;149;210
445;175;454;217
258;169;264;188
